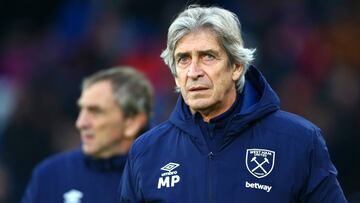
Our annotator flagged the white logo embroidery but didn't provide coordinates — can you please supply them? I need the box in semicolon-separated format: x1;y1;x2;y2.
63;189;83;203
246;148;275;178
157;162;181;189
245;181;272;192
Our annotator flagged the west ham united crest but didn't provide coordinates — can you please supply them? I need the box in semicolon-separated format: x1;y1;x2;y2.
246;148;275;178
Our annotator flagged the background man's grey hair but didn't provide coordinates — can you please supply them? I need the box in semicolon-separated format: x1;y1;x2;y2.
82;67;153;120
161;5;256;93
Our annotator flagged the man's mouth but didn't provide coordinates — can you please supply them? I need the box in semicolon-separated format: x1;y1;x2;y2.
188;86;209;91
81;133;95;142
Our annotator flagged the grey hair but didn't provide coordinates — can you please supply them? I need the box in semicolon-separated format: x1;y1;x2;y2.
82;67;153;120
161;5;255;93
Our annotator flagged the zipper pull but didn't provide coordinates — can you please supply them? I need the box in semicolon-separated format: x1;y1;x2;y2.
208;152;214;160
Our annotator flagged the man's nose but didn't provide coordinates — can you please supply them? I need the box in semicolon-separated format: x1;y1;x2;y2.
187;60;204;79
76;110;90;130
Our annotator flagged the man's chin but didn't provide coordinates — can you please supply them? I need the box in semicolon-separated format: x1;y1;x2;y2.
82;146;96;156
187;98;212;108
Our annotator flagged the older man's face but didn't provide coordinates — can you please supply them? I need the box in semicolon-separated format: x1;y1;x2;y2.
174;29;242;121
76;80;126;158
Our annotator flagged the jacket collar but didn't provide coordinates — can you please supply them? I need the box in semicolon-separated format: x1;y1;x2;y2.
169;65;280;139
83;152;127;172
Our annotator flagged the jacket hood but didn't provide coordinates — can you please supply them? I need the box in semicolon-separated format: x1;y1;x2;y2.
169;66;280;137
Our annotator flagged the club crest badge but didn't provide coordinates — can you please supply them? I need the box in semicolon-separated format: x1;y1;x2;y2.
246;148;275;178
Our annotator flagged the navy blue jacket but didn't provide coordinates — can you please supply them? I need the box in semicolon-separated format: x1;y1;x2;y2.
120;66;347;203
22;149;126;203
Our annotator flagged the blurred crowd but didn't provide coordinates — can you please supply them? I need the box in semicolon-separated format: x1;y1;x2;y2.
0;0;359;202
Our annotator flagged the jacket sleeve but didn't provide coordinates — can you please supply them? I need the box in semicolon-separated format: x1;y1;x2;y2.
119;150;143;203
300;130;348;203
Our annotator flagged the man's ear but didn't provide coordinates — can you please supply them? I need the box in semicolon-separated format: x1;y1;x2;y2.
232;63;243;81
124;112;147;139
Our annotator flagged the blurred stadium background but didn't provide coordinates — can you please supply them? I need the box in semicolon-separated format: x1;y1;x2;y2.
0;0;359;202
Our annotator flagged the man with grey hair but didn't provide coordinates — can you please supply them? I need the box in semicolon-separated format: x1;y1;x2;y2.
120;5;347;203
22;67;153;203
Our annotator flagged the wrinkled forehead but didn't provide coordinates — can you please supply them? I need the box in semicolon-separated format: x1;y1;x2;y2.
174;28;222;53
78;81;117;108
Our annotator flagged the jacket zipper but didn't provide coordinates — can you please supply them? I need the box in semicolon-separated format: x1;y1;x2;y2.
208;152;214;203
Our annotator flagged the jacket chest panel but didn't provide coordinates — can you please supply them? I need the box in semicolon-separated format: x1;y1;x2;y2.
138;138;301;202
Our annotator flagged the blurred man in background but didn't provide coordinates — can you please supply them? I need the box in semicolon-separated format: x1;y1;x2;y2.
120;5;347;202
22;67;153;203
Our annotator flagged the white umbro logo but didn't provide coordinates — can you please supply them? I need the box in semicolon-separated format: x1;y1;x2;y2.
157;162;181;189
161;162;179;172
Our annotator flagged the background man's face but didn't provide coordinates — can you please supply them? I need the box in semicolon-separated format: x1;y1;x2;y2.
174;29;241;119
76;80;126;158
